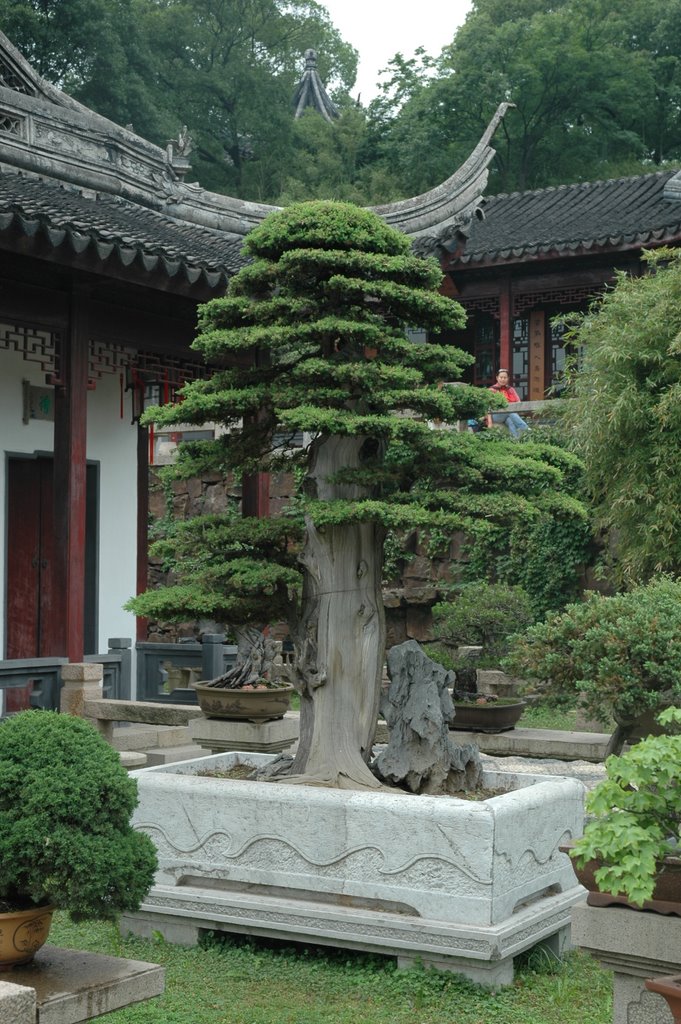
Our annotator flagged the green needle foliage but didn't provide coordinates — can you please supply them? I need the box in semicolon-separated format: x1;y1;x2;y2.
130;200;584;636
0;712;157;920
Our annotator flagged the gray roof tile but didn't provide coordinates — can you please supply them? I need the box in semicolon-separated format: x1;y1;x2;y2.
454;170;681;264
0;171;247;286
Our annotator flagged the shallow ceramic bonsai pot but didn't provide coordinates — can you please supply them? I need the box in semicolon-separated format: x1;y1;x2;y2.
193;682;294;722
451;699;526;733
561;847;681;915
124;752;586;986
0;903;56;969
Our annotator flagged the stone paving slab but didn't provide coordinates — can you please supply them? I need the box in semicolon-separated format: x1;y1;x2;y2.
6;945;164;1024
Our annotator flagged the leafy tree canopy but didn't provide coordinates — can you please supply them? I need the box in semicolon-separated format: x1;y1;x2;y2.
560;248;681;584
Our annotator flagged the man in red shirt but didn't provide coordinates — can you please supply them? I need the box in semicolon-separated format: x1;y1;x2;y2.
488;369;529;438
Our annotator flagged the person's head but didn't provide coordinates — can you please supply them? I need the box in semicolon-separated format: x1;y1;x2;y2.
496;369;510;385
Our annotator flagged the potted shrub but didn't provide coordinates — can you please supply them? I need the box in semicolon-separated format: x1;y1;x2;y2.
0;711;158;968
565;707;681;910
429;582;533;731
504;576;681;755
193;629;293;721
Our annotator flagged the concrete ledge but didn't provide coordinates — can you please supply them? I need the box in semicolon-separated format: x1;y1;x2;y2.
572;902;681;1024
119;750;148;770
84;698;204;726
189;713;299;754
145;744;205;766
7;945;164;1024
0;980;35;1024
446;727;612;762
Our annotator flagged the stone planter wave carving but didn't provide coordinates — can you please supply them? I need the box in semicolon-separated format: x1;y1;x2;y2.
124;753;586;986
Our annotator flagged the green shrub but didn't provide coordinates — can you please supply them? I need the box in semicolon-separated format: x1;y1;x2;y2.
432;582;536;659
571;707;681;905
504;577;681;735
0;711;157;920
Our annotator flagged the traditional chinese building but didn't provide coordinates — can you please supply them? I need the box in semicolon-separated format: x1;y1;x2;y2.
438;171;681;398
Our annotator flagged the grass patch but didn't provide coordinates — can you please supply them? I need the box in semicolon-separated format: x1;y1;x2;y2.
519;704;614;733
49;915;612;1024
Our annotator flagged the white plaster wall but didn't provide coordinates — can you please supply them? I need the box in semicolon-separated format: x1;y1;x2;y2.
0;349;138;657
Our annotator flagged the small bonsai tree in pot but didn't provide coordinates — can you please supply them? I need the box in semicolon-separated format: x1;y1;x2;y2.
504;576;681;755
0;711;158;967
568;707;681;909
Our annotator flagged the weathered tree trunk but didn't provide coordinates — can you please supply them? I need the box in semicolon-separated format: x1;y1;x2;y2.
286;434;386;789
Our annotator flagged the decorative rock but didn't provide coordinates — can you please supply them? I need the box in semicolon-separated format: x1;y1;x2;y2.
374;640;482;794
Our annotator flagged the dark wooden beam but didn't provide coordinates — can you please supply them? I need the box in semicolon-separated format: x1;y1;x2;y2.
242;472;270;519
53;284;90;662
136;426;150;642
499;275;511;370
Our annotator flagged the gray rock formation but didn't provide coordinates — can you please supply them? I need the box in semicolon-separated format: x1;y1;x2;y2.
374;640;482;794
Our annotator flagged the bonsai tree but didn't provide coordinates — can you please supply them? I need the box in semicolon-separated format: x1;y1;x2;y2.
131;199;586;790
0;711;157;920
505;576;681;755
570;707;681;906
431;582;536;660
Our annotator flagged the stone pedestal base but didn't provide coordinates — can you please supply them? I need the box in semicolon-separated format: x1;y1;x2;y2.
122;885;575;988
188;713;299;754
571;901;681;1023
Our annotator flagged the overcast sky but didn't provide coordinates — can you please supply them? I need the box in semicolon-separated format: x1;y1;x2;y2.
319;0;474;102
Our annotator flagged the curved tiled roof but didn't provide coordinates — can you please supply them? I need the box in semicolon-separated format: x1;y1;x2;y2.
453;170;681;265
0;170;246;288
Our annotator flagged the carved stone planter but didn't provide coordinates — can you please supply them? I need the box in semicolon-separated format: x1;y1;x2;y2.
124;753;585;986
193;683;294;722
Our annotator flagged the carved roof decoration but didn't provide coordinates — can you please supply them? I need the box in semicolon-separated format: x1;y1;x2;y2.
293;49;339;124
447;169;681;267
0;28;510;279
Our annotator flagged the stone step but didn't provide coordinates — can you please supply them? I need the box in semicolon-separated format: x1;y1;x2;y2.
144;744;205;766
119;750;148;770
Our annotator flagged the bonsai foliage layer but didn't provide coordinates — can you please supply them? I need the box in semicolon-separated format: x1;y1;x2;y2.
571;707;681;906
131;200;586;790
0;711;157;920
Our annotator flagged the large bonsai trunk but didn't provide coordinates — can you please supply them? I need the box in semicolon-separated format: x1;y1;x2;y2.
288;434;386;789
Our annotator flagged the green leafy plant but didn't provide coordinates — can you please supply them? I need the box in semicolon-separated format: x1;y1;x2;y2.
0;711;157;920
432;582;536;659
504;576;681;754
570;707;681;906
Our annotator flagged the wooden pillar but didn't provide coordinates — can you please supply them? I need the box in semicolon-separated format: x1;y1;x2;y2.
53;285;90;662
529;310;546;399
242;472;270;518
499;277;512;371
136;425;149;642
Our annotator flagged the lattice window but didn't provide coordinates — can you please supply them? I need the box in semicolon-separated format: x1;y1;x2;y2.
0;58;36;95
0;109;24;137
513;284;604;316
511;317;529;399
89;341;135;380
457;295;500;317
0;322;57;374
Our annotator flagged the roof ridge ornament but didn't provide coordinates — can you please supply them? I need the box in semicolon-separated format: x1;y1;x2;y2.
293;48;339;124
664;169;681;203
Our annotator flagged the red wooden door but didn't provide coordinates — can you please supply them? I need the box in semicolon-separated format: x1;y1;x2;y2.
6;457;59;658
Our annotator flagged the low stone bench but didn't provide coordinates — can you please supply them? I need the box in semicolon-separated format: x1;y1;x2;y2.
83;697;204;743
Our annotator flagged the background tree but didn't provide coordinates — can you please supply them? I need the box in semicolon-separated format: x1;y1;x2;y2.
370;0;681;194
561;248;681;583
131;200;586;791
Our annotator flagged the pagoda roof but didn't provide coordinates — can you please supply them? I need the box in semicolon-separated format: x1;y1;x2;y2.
293;49;339;124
